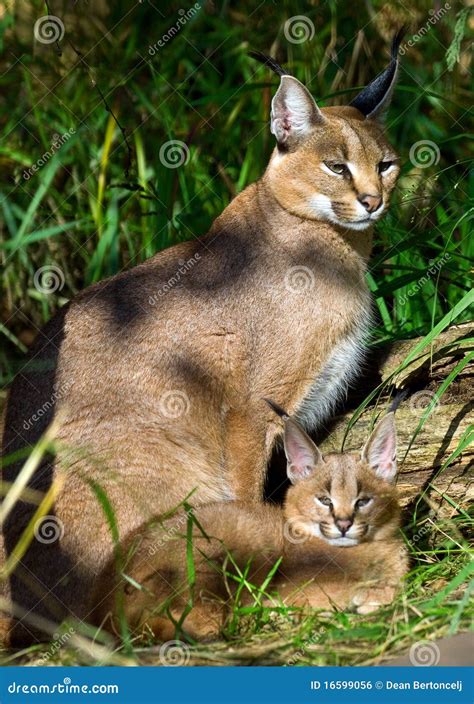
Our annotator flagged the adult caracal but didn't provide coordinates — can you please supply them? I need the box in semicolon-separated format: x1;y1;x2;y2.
94;404;407;641
2;32;403;643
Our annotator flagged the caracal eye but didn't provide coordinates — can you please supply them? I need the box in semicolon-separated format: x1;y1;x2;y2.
324;161;348;175
355;497;373;509
378;160;394;173
316;496;333;509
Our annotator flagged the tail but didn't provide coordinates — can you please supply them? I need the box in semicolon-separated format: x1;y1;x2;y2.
263;397;290;420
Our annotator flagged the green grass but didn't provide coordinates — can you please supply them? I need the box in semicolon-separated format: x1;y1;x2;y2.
0;0;472;667
2;503;472;666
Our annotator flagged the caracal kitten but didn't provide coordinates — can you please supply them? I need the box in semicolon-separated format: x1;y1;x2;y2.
94;404;408;641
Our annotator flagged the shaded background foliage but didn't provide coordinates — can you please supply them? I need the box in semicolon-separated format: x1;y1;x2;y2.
0;0;472;386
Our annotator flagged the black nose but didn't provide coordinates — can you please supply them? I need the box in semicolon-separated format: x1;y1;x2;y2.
357;193;382;213
335;518;353;536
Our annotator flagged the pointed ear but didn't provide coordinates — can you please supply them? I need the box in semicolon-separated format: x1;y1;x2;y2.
283;418;323;484
349;27;406;120
361;412;398;482
271;76;324;148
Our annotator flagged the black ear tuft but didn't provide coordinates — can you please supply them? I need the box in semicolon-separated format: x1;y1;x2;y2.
388;389;409;414
249;51;290;78
263;397;290;420
349;27;406;119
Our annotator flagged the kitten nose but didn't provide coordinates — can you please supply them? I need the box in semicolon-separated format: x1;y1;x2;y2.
335;519;353;535
358;193;382;213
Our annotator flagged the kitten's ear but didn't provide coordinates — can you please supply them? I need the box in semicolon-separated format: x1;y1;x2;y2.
361;412;397;482
283;418;323;484
271;76;324;147
349;27;406;120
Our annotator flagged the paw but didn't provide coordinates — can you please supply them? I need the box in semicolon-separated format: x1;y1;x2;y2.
352;586;396;615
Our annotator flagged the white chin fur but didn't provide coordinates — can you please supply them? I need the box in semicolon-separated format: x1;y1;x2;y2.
309;194;383;230
326;536;359;547
340;219;374;231
310;523;359;547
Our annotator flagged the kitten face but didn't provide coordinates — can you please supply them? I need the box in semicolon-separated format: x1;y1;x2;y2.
284;453;400;547
269;404;400;548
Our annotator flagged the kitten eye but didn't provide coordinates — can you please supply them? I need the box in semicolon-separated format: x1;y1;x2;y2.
355;497;372;509
378;161;393;173
325;162;348;175
317;496;333;508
